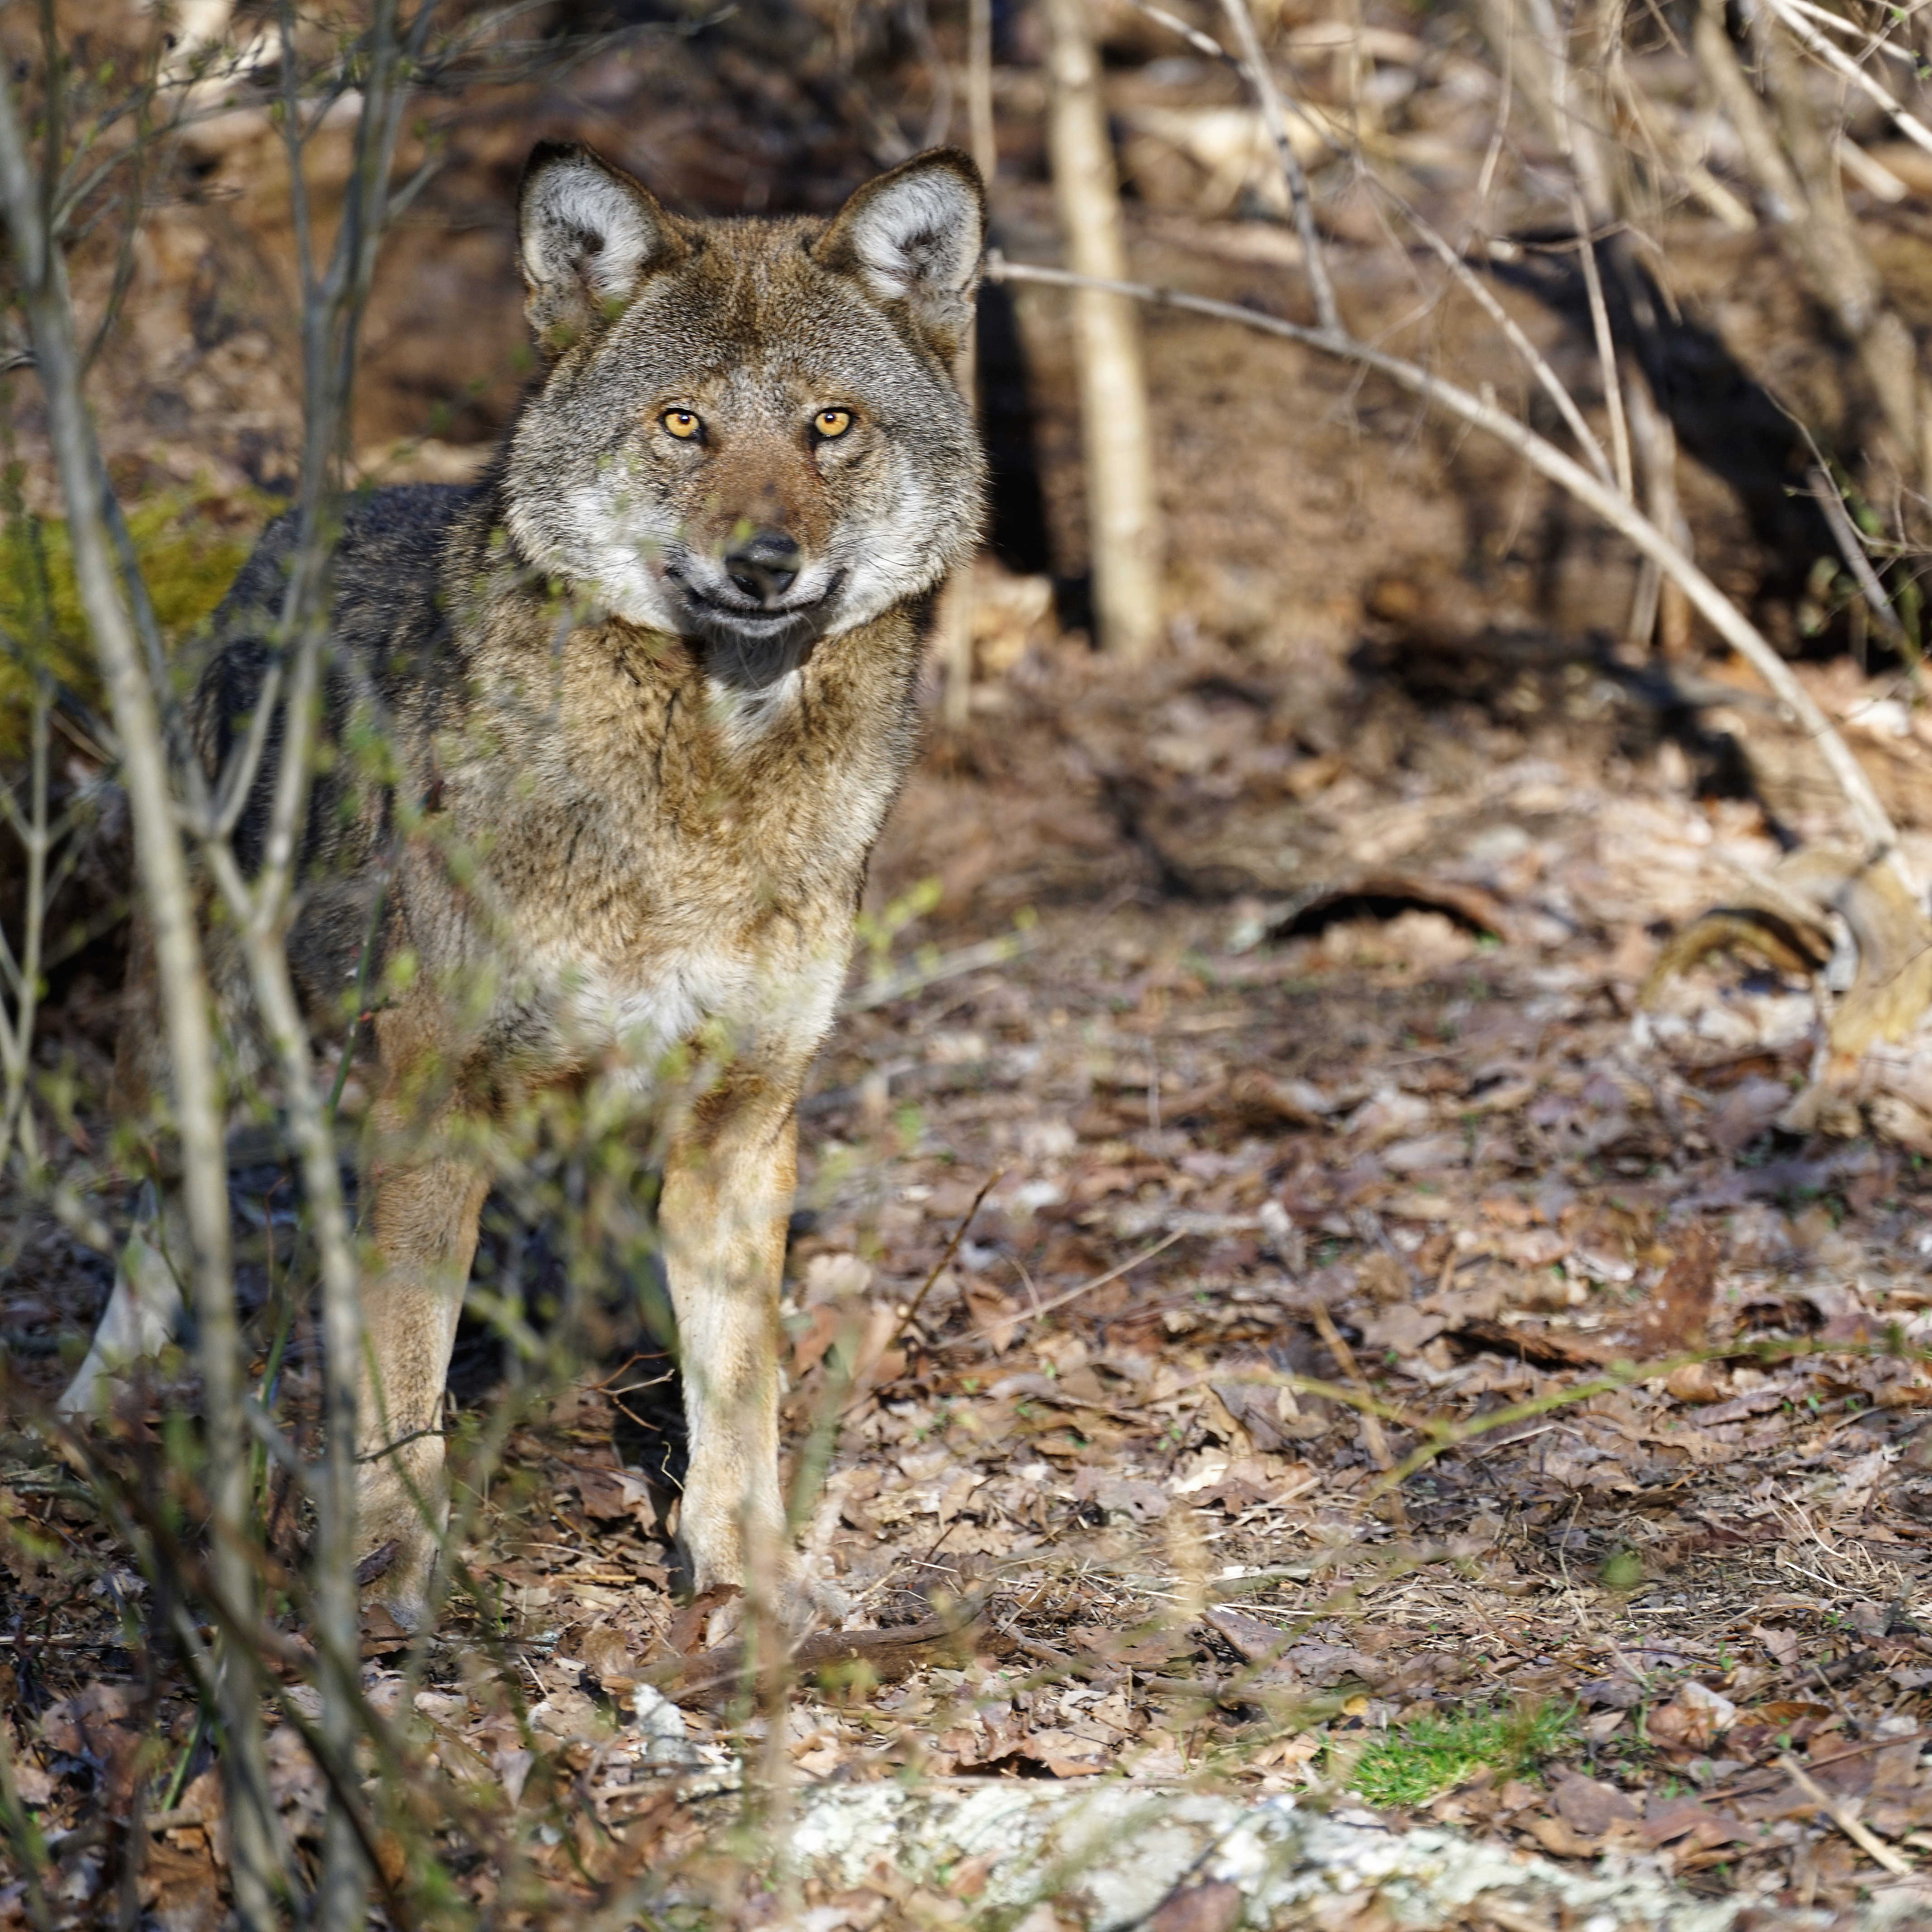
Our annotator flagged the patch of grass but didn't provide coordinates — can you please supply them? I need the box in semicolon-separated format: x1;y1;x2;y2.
1346;1700;1579;1808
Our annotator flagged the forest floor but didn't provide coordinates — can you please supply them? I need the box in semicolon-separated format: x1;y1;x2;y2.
11;618;1932;1927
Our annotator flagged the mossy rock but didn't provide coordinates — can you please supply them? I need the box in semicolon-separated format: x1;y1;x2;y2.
0;487;273;760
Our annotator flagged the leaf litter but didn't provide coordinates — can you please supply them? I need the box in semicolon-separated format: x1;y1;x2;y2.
14;625;1932;1927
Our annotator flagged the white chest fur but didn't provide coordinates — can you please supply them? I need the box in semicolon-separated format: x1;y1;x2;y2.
531;930;849;1088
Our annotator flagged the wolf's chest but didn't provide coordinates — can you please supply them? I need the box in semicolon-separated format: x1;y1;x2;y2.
527;927;847;1086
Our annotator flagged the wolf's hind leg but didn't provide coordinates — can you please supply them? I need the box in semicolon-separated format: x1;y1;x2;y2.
57;1183;187;1417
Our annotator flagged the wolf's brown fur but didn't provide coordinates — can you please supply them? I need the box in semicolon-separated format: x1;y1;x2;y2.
64;141;988;1623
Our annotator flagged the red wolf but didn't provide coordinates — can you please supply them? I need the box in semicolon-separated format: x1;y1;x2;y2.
63;140;988;1627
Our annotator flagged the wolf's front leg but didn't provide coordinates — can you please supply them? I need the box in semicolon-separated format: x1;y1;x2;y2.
660;1092;799;1617
356;1116;491;1628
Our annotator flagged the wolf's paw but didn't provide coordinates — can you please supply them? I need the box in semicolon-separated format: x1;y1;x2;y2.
683;1565;847;1650
353;1528;439;1631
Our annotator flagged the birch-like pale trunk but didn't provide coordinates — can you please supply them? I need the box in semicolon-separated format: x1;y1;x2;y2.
1043;0;1163;661
939;0;1001;727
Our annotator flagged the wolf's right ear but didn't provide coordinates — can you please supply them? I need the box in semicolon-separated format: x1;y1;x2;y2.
518;143;686;352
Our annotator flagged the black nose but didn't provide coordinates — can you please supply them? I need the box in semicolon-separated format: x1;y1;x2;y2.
724;529;801;606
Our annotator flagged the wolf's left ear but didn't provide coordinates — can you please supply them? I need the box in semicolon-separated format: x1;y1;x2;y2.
518;142;687;352
815;149;985;358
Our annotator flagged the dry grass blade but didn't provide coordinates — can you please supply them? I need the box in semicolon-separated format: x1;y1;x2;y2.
1778;1752;1915;1878
958;1226;1187;1343
1759;0;1932;159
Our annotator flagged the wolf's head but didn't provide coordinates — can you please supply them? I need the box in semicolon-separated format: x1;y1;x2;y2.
501;141;988;681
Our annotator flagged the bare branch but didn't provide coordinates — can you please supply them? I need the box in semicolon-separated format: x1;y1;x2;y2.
1809;463;1911;650
987;254;1909;883
1780;0;1921;66
1570;191;1634;500
0;52;284;1932
1120;0;1617;496
1760;0;1932;158
1391;197;1618;491
1215;0;1340;335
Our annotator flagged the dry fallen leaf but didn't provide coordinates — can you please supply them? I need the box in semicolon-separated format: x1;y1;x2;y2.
1628;1223;1720;1356
1147;1880;1245;1932
1550;1770;1640;1838
1646;1681;1739;1752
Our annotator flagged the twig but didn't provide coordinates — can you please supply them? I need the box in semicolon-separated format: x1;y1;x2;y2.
0;56;282;1931
1760;0;1932;159
1124;0;1226;61
842;925;1044;1012
959;1226;1186;1343
1120;0;1622;497
1778;1751;1915;1877
984;255;1910;890
895;1169;1004;1348
1392;193;1617;490
1310;1304;1394;1473
1779;0;1921;66
1569;190;1633;501
1216;0;1340;335
0;676;50;1177
1808;464;1909;649
1120;0;1616;493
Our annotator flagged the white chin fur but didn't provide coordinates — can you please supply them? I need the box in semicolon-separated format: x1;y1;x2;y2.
824;478;953;634
707;668;804;749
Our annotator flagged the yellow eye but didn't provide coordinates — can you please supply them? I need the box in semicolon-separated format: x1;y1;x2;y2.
662;409;702;440
814;408;854;439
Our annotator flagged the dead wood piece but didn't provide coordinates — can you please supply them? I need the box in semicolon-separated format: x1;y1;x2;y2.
1452;1228;1721;1373
1203;1604;1295;1665
1639;908;1832;1004
1644;847;1932;1148
1226;1069;1340;1128
1147;1879;1244;1932
1628;1223;1720;1357
1780;850;1932;1058
1447;1317;1606;1372
651;1605;1007;1712
1778;1750;1915;1877
1269;873;1517;946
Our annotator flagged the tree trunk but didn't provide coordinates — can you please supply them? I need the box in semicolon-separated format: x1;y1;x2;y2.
1044;0;1163;660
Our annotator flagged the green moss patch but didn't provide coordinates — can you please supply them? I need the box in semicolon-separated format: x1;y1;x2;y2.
0;487;270;757
1346;1701;1579;1809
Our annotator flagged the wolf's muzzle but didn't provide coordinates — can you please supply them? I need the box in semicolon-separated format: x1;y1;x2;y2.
724;528;802;606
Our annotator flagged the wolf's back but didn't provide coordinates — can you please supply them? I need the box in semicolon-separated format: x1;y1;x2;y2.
209;482;475;694
191;482;482;1007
